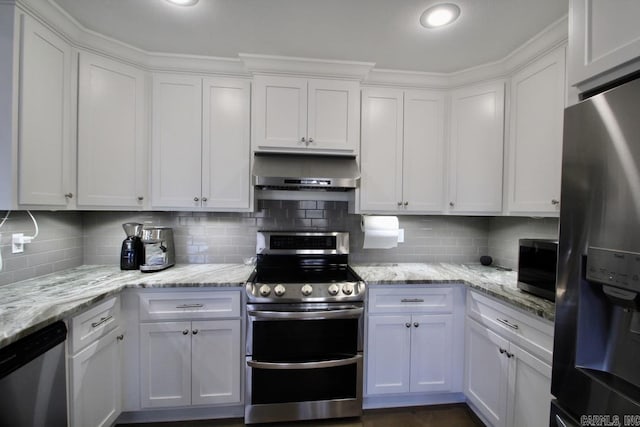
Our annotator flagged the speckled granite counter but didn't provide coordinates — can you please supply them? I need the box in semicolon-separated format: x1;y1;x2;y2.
0;264;253;348
353;263;555;322
1;262;554;350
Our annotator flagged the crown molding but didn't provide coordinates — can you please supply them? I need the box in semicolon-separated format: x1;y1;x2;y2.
239;53;375;80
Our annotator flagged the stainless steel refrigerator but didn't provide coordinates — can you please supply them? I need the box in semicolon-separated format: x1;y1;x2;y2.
551;76;640;426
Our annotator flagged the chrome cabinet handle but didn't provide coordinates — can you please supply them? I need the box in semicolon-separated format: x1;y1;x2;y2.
449;201;454;207
405;322;411;328
551;199;560;205
182;329;189;335
65;193;73;199
496;318;519;330
404;201;408;207
192;329;198;335
194;197;199;202
506;351;514;358
202;197;208;202
499;348;506;354
413;322;419;328
137;196;144;201
401;298;424;303
308;137;314;144
176;304;204;309
301;137;306;143
116;334;124;341
91;315;112;328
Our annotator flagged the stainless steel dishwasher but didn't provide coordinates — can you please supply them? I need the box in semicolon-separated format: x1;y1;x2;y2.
0;321;67;427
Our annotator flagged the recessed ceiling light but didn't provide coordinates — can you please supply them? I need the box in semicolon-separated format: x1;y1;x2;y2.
165;0;199;6
420;3;461;29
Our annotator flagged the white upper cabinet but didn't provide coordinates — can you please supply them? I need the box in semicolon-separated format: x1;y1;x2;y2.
18;14;74;207
253;75;359;154
569;0;640;90
506;47;566;216
202;78;251;210
151;74;251;211
152;75;204;209
360;88;445;213
448;81;505;214
77;51;147;208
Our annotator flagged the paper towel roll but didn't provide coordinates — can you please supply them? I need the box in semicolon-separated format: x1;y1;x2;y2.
361;216;399;249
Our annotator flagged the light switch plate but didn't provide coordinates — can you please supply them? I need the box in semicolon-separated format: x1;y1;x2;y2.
12;233;24;253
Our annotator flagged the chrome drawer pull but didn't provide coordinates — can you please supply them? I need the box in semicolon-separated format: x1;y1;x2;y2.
91;315;112;328
176;304;204;309
496;318;519;330
400;298;424;303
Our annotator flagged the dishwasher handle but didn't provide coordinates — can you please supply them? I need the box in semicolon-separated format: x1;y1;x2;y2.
0;321;67;379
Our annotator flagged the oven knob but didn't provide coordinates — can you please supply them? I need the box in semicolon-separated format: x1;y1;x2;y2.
259;285;271;297
274;284;286;297
342;283;354;295
301;284;313;296
328;284;340;296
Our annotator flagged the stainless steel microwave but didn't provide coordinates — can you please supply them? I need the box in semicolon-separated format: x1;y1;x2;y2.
517;238;558;301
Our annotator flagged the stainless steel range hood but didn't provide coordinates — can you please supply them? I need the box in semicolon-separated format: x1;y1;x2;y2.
252;153;360;191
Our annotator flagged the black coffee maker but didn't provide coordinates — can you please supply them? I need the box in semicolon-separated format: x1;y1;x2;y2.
120;222;144;270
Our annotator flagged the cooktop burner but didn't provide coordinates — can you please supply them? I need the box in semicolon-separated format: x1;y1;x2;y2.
246;231;365;303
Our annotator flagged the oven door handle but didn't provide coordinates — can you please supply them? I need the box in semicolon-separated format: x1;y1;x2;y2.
247;307;363;320
247;354;362;370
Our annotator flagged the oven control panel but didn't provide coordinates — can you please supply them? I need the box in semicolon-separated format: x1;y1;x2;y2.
246;281;366;303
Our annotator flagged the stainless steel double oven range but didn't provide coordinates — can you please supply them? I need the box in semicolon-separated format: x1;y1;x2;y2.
244;231;366;424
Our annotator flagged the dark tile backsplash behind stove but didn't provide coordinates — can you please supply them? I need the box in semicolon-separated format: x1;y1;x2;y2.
83;200;493;265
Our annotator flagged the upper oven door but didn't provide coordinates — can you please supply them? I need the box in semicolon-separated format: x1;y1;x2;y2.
246;303;363;361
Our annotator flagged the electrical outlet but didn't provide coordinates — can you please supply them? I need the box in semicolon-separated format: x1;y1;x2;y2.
12;233;24;253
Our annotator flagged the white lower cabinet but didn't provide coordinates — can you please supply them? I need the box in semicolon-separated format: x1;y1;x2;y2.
366;286;465;400
138;290;242;409
465;291;553;427
70;327;123;427
68;297;124;427
140;320;241;408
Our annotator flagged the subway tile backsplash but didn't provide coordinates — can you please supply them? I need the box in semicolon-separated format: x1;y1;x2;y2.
0;211;83;286
0;203;560;286
82;201;493;266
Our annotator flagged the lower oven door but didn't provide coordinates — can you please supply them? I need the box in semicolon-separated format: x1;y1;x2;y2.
245;303;364;424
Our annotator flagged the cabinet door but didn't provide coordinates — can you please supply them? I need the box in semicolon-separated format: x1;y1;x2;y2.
253;75;307;150
360;88;404;212
465;318;509;427
151;75;203;209
140;321;192;408
449;82;505;213
191;320;241;405
402;90;446;212
366;315;411;395
18;15;73;206
307;79;359;153
78;52;146;208
507;48;565;215
69;327;122;427
410;314;453;393
506;343;552;427
569;0;640;88
202;78;251;210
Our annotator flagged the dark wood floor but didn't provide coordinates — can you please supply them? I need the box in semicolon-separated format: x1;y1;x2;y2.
117;404;484;427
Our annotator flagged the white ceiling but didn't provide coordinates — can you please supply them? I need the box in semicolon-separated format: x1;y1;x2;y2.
52;0;568;73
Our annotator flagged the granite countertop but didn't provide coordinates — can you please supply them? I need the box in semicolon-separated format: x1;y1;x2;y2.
0;262;554;350
0;264;254;348
352;263;555;322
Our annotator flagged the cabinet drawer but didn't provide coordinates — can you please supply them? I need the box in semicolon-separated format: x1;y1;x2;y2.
139;290;240;321
466;290;553;362
368;287;454;314
70;296;120;354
